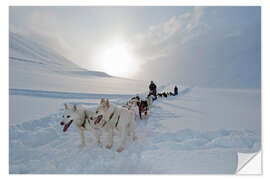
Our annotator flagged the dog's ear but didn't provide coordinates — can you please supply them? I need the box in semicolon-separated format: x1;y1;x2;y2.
72;104;77;112
64;103;68;110
105;99;110;108
100;98;105;104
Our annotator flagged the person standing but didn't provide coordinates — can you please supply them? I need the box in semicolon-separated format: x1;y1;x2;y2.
149;81;157;100
174;85;178;96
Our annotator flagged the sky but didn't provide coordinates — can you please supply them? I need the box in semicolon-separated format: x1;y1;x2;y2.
9;6;261;88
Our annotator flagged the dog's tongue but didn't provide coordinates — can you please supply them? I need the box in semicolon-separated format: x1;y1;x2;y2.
63;120;73;132
94;115;103;125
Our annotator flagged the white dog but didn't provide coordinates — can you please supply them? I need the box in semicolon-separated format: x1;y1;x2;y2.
60;104;102;147
94;98;136;152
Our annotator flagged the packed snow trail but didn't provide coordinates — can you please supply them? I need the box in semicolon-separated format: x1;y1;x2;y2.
9;87;260;174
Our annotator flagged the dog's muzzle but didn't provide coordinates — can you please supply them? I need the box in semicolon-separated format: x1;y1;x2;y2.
63;120;73;132
94;115;103;125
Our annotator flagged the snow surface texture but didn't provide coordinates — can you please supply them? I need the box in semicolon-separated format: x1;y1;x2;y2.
9;87;260;174
9;32;261;174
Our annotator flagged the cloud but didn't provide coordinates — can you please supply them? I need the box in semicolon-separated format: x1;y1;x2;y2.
9;7;211;73
130;7;210;63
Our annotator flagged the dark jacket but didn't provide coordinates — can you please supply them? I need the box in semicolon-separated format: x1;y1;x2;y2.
174;86;178;95
149;83;157;91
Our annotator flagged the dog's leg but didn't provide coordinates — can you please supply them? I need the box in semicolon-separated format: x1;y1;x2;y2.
139;109;142;120
117;127;127;152
127;123;131;136
106;128;113;149
79;130;86;147
129;120;137;141
95;130;102;147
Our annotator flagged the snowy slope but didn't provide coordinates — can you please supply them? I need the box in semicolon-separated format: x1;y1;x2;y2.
9;32;83;71
9;32;147;94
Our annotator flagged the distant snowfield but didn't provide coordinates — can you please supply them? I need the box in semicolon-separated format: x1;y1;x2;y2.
9;59;147;94
9;32;261;174
159;87;261;133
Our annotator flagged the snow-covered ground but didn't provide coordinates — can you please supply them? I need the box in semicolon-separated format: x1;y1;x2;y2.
9;87;261;174
9;32;261;174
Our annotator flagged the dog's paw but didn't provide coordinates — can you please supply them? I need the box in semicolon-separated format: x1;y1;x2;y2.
117;147;124;153
106;144;112;149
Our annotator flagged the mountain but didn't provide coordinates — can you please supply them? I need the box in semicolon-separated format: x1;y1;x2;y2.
9;32;145;94
9;32;111;76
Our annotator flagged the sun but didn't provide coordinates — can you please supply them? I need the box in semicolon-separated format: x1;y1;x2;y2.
98;42;138;77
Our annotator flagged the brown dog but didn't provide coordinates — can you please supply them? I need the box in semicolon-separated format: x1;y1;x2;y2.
137;100;148;120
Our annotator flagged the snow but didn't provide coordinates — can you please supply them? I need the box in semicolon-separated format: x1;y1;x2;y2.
157;87;261;133
9;88;261;174
9;32;261;174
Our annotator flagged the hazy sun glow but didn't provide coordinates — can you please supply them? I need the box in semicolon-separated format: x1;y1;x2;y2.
98;42;138;77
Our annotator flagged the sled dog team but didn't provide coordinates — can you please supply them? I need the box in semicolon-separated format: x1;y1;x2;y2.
60;94;154;152
60;84;178;152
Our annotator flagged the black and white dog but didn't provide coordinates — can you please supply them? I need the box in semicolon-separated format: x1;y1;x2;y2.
162;92;168;98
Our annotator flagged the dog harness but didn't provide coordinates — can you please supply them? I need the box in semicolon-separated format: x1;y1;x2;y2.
101;112;115;128
80;111;95;130
122;104;133;110
101;109;120;128
115;115;120;128
80;111;87;129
